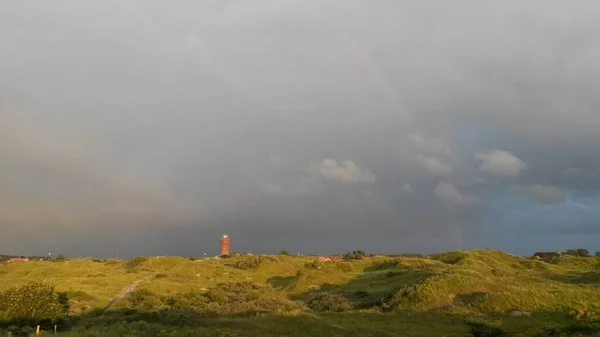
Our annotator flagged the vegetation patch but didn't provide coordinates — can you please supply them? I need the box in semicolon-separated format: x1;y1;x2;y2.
0;281;65;325
232;255;280;270
121;281;305;316
0;249;599;336
307;293;355;312
430;251;467;265
464;318;508;337
125;257;148;273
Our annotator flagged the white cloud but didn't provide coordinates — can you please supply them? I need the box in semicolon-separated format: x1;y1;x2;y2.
409;134;451;155
434;182;477;206
475;150;526;177
416;155;453;176
511;184;565;205
402;183;414;194
315;158;376;184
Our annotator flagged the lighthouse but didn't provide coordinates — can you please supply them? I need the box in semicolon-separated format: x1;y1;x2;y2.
220;233;230;256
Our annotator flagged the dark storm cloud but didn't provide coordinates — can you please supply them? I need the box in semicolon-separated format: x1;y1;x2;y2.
2;0;600;256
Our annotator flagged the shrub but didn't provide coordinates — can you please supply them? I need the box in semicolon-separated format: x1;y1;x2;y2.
381;284;421;310
334;262;354;272
342;251;365;261
233;256;279;270
202;282;304;315
353;291;369;298
384;271;404;278
464;318;509;337
160;282;305;316
125;289;163;310
577;249;590;257
569;307;600;322
562;321;600;335
369;260;399;271
430;251;466;265
125;257;148;272
304;261;321;270
252;297;305;312
546;255;561;264
163;290;208;310
307;293;354;312
0;281;64;324
566;249;591;257
54;254;67;262
536;326;562;337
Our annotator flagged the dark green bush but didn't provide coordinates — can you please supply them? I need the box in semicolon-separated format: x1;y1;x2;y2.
125;257;148;272
353;290;369;298
381;284;421;310
464;318;509;337
369;260;399;271
384;271;404;278
233;256;279;270
124;282;305;316
563;321;600;334
307;293;354;312
200;282;304;315
430;251;466;265
535;326;561;337
125;289;163;310
304;261;321;270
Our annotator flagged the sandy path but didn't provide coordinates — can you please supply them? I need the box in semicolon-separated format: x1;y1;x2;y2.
103;274;154;311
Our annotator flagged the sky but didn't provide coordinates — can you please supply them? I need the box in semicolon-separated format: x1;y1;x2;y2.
1;1;600;257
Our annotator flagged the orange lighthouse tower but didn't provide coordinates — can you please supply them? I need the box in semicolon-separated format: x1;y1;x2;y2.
220;233;230;256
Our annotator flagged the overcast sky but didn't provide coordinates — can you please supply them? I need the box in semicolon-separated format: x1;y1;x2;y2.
2;1;600;257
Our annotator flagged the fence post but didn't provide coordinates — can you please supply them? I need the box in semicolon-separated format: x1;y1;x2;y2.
8;331;12;337
36;325;40;335
54;325;57;335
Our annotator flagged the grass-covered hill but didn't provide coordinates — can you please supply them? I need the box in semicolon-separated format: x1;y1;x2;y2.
0;249;599;336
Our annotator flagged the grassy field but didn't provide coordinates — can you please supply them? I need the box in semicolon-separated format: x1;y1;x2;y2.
0;249;599;336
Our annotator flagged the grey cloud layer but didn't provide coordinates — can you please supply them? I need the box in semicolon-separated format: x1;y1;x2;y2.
1;0;600;256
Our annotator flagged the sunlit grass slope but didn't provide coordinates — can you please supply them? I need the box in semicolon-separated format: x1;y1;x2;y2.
1;249;599;336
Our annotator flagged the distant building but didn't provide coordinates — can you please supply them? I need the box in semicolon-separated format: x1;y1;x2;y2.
9;257;29;263
533;252;561;258
220;233;230;256
317;256;343;262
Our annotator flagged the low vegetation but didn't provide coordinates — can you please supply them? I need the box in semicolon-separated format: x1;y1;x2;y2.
0;249;598;336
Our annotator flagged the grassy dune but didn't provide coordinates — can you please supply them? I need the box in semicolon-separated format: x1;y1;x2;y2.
1;249;599;336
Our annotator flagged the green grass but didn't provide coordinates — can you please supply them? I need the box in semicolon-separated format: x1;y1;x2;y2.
1;250;600;336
